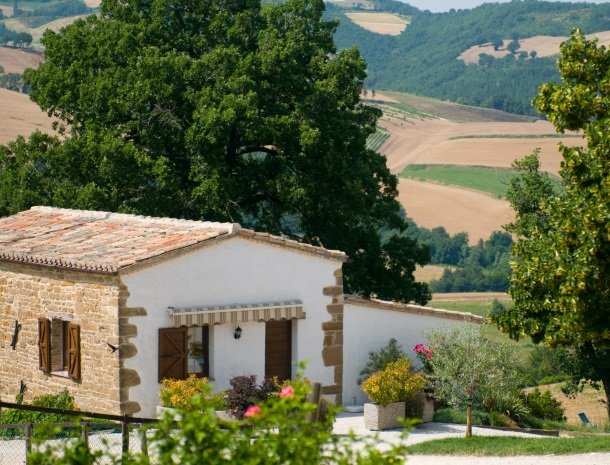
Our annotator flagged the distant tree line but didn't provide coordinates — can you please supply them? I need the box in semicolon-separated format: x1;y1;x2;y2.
403;220;512;292
0;22;32;47
329;0;610;115
12;0;90;20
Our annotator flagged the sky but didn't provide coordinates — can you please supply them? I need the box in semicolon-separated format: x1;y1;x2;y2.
404;0;610;13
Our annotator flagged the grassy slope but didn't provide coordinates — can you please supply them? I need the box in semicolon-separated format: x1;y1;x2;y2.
380;91;535;123
400;165;515;198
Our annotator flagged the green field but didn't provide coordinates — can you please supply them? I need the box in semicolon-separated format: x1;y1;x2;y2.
400;164;516;198
430;298;535;364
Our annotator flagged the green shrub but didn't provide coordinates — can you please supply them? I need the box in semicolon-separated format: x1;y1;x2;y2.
525;388;566;421
361;357;425;406
0;390;77;438
488;411;516;427
28;381;411;465
160;375;225;410
483;391;531;426
358;338;405;384
433;407;489;425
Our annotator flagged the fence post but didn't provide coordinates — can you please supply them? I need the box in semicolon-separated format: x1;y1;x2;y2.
121;416;129;462
24;423;32;465
139;426;148;458
81;422;89;452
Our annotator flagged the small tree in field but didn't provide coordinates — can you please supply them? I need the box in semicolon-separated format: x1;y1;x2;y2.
426;325;519;438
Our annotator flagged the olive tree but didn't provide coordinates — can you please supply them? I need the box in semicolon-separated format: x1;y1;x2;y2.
426;325;520;437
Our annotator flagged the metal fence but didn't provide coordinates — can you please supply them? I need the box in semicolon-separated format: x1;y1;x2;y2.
0;401;160;465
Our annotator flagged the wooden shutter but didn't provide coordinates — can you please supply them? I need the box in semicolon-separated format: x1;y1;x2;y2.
159;327;187;382
67;322;81;380
38;318;51;372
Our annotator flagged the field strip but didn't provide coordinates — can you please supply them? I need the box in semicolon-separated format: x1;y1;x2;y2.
397;178;514;244
460;30;610;64
378;118;572;176
431;292;511;302
345;12;408;35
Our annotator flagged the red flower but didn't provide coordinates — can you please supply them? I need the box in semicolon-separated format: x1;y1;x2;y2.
244;405;261;418
279;385;294;398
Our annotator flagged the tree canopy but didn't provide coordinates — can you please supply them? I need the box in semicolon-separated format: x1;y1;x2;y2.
494;30;610;417
0;0;430;303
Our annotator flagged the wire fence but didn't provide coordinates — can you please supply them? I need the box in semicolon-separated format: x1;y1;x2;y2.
0;401;161;465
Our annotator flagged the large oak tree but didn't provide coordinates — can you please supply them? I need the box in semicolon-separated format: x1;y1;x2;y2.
0;0;430;303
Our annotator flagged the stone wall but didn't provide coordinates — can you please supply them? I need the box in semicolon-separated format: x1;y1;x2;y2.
0;262;122;415
321;267;344;405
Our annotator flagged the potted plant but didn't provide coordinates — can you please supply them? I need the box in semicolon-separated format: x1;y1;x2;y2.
158;375;224;418
361;357;425;430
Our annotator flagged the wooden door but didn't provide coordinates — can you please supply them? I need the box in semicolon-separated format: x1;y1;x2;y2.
158;327;187;382
265;320;292;382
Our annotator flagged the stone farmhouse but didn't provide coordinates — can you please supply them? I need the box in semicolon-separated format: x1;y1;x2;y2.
0;206;481;418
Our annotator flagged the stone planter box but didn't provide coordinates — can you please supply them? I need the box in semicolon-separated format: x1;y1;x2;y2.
156;405;181;420
364;402;405;430
405;392;435;423
419;393;434;423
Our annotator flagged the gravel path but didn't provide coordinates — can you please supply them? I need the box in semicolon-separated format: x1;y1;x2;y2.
333;412;610;465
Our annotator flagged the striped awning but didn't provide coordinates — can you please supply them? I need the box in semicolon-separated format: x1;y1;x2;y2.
168;300;304;327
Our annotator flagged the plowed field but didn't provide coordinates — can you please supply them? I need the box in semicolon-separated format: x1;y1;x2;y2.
0;88;55;144
373;92;580;242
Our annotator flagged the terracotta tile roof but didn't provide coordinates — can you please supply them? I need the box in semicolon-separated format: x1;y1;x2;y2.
344;295;484;323
0;207;235;273
0;207;346;273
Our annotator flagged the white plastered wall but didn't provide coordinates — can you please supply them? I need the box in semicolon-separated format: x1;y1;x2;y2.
121;237;340;417
343;303;473;407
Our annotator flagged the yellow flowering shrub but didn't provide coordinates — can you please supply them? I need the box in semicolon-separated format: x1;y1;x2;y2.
160;375;224;410
361;357;425;406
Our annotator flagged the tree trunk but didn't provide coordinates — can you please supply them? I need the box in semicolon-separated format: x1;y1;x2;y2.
465;403;472;438
602;378;610;421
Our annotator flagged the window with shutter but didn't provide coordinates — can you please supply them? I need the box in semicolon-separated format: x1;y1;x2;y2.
38;318;51;372
159;327;188;382
67;322;81;380
38;317;81;380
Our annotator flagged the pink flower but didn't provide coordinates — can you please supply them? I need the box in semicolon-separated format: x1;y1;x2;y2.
244;405;261;418
426;352;432;360
279;385;294;398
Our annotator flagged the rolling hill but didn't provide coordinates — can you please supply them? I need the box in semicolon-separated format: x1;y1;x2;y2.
368;91;579;243
330;0;610;116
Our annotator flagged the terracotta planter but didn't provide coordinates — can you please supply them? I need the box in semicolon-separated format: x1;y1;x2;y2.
364;401;405;430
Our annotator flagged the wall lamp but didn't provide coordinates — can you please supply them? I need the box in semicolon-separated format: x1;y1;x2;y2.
234;326;243;340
